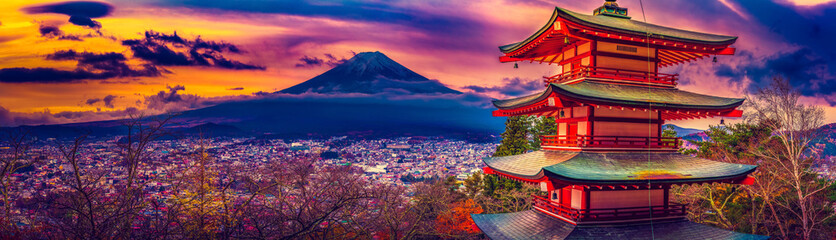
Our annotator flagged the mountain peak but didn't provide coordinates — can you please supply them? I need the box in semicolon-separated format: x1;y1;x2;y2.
280;51;461;95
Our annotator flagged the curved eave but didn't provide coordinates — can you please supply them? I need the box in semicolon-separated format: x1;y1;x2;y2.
499;7;738;55
551;83;745;110
543;166;757;185
499;8;561;54
554;7;737;46
483;150;759;186
492;87;553;110
493;82;746;114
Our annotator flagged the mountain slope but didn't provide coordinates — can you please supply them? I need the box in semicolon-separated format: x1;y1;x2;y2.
662;124;705;137
280;51;461;94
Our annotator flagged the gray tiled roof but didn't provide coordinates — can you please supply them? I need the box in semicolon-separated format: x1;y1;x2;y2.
471;210;574;240
472;210;769;240
483;150;757;184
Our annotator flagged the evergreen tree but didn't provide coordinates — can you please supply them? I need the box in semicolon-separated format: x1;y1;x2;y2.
531;116;557;149
493;116;533;157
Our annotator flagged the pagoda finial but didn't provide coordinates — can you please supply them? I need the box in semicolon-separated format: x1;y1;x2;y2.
593;0;630;19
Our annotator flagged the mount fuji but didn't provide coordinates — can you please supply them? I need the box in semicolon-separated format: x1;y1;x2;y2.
7;51;504;140
280;51;461;95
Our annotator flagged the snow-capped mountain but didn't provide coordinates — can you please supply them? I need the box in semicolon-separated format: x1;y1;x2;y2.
279;51;461;94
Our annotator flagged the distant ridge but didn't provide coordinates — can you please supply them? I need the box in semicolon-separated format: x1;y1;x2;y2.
662;124;705;137
280;51;461;94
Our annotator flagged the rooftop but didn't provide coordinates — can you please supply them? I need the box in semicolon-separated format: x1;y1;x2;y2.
493;82;744;111
472;210;769;240
483;150;757;185
499;6;737;54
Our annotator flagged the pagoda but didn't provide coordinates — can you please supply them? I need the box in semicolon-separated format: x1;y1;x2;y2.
471;1;769;239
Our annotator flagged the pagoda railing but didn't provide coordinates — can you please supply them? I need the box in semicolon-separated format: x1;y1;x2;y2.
532;195;687;223
544;66;678;85
540;135;680;149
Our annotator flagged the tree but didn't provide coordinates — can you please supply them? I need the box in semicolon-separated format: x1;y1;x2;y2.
744;76;833;239
493;116;533;157
661;124;678;138
0;129;40;237
166;146;228;239
464;172;537;214
435;199;483;237
674;122;775;235
37;114;173;239
531;116;557;149
676;76;836;239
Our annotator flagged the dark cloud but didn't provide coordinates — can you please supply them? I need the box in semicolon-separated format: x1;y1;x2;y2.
227;87;244;91
295;55;323;68
324;54;349;67
0;68;101;83
85;98;101;105
721;1;836;102
38;25;83;41
122;31;264;70
23;1;113;28
144;85;201;111
103;95;117;108
0;50;162;83
294;53;349;68
463;77;544;97
68;15;101;29
0;104;142;127
713;48;835;104
23;1;114;18
156;0;489;52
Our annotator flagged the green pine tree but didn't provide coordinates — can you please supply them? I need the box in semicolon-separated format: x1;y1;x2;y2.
531;116;557;149
493;116;533;157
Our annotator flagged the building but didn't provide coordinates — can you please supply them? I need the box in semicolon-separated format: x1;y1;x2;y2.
471;1;768;239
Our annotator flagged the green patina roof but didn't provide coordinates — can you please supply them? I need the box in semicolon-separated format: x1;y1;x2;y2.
484;150;756;184
472;210;769;240
500;7;737;53
492;81;745;110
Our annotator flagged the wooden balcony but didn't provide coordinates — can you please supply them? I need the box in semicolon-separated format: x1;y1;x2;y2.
544;66;678;86
540;135;680;149
532;195;687;223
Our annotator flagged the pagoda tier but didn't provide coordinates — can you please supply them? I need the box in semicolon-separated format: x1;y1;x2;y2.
471;210;768;240
481;150;755;224
498;6;737;67
492;81;744;119
483;151;756;185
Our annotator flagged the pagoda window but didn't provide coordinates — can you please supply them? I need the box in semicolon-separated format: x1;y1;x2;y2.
596;56;654;72
597;41;655;58
570;188;584;209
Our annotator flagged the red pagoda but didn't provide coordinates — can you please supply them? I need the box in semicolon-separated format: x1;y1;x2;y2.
471;1;768;239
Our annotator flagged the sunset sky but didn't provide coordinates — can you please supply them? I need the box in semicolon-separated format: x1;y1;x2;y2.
1;0;835;129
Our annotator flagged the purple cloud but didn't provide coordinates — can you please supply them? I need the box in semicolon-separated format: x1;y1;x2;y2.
463;77;543;97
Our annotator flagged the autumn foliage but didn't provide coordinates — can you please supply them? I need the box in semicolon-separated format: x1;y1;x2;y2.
435;199;483;236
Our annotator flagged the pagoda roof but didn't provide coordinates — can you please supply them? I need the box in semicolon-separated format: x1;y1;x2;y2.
493;81;744;111
471;210;768;240
499;7;737;54
483;150;756;185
